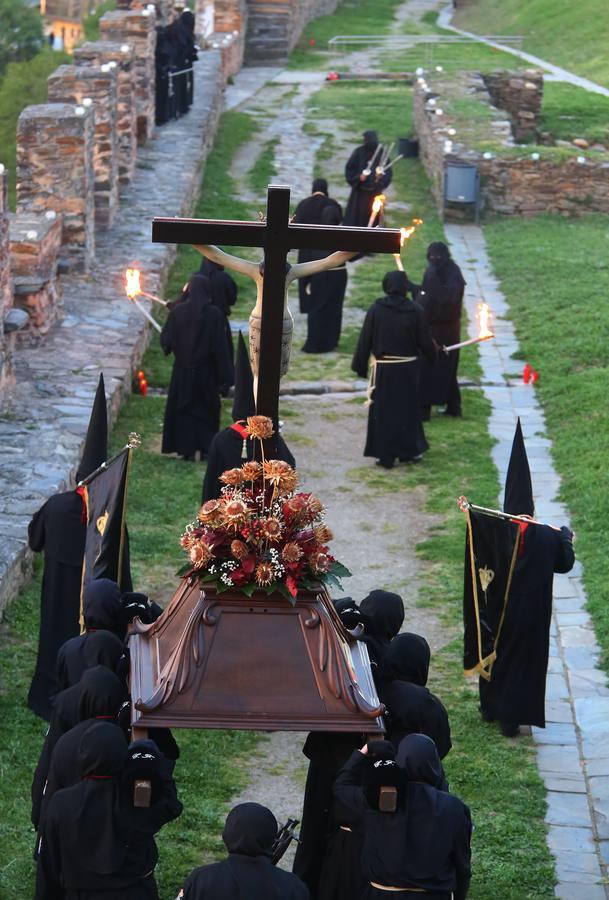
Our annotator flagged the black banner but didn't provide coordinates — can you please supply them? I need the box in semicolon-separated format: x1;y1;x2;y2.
463;509;520;680
81;447;131;600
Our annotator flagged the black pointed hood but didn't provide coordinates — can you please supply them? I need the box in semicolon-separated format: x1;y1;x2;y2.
232;331;255;421
77;374;108;482
504;418;534;517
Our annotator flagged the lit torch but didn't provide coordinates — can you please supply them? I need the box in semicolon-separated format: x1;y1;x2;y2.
124;268;163;333
444;302;495;352
393;217;424;271
367;194;386;228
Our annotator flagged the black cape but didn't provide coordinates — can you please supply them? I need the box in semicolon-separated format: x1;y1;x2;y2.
202;424;296;502
302;261;348;354
27;491;86;720
199;257;237;377
161;276;233;458
343;143;392;227
184;803;309;899
333;751;471;899
36;724;182;900
480;523;575;728
416;257;465;413
293;192;342;312
352;285;436;463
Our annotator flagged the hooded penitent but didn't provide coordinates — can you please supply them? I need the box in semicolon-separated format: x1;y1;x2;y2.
360;590;405;642
78;665;127;721
503;417;534;517
396;733;444;788
383;633;431;687
84;578;124;635
222;803;278;899
232;331;256;422
77;374;108;483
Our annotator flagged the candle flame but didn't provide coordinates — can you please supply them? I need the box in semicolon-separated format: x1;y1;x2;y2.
125;268;142;299
399;217;424;246
477;302;493;338
372;194;386;215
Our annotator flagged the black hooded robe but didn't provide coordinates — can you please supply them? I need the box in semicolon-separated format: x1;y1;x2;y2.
343;134;392;228
161;275;233;459
183;803;309;899
199;257;237;376
416;245;465;417
26;492;87;720
202;423;296;502
36;725;182;900
293;591;404;897
352;273;437;465
479;523;575;729
293;187;342;313
333;750;471;900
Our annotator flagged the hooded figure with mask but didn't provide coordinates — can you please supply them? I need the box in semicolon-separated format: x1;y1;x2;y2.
161;273;233;461
344;131;393;227
302;204;349;353
181;802;309;899
415;241;465;420
352;270;436;469
332;738;471;899
201;332;296;501
27;375;128;721
36;724;182;900
293;179;343;313
479;420;575;736
378;633;452;764
293;589;404;897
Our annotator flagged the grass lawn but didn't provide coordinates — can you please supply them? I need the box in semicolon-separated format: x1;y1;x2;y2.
541;82;609;146
482;214;609;677
453;0;609;88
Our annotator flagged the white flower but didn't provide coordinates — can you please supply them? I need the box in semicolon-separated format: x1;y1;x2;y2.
531;152;540;161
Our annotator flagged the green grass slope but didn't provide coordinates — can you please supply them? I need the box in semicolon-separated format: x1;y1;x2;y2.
453;0;609;87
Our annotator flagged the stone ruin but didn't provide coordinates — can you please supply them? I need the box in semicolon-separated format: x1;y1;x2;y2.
414;69;609;218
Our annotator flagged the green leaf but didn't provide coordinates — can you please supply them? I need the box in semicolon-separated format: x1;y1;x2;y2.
330;561;352;578
276;582;297;606
176;562;193;577
240;582;257;597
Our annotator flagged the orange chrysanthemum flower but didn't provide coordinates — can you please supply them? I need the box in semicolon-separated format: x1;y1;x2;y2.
255;561;274;586
314;525;333;544
283;495;306;518
245;415;274;440
281;542;303;564
241;461;262;481
223;498;251;530
260;517;282;541
198;499;223;526
309;550;331;574
220;467;245;486
231;539;249;560
189;540;214;570
306;495;324;516
180;531;197;550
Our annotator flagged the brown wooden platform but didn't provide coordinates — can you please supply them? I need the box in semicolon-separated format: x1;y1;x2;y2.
128;578;384;734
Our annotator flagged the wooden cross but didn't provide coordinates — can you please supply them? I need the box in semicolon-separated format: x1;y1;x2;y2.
152;185;400;441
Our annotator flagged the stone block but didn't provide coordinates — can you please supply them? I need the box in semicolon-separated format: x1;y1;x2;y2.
0;168;15;405
16;103;95;272
73;41;137;186
100;9;156;144
8;210;63;338
207;31;243;78
48;64;119;229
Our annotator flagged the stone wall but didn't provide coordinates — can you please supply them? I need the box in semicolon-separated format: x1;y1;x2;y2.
9;211;63;338
48;65;119;229
0;170;14;404
100;8;156;144
16;103;96;271
244;0;339;64
73;41;137;187
483;69;543;142
414;74;609;217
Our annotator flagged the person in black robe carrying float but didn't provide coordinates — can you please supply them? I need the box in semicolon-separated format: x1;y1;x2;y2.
180;802;309;899
343;131;392;228
293;590;404;898
293;178;343;313
302;205;349;354
332;739;472;899
416;241;465;420
202;332;295;501
474;420;575;737
27;375;108;721
36;723;183;900
161;274;233;461
352;271;437;470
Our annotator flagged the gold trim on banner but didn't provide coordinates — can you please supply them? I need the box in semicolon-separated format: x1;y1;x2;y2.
117;447;132;590
79;485;90;634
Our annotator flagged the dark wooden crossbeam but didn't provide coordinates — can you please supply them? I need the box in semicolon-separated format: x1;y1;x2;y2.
152;185;400;440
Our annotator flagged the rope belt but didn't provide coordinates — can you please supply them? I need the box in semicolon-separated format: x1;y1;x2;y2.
370;884;426;893
366;355;417;406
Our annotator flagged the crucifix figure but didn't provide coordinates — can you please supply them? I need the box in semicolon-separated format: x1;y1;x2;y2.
152;185;400;449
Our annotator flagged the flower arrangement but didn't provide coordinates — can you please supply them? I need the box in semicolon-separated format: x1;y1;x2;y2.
179;416;351;603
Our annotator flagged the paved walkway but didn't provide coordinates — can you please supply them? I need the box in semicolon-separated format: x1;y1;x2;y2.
438;4;609;98
446;223;609;900
0;50;225;613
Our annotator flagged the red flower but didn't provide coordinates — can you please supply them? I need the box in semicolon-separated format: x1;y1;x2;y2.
286;575;299;597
